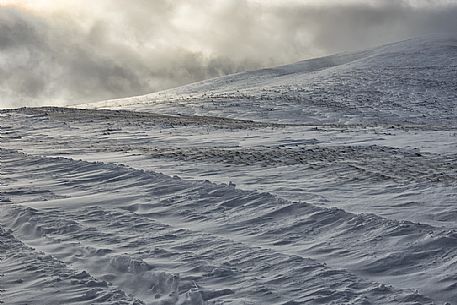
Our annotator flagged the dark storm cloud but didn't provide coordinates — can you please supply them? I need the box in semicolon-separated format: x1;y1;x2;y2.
277;1;457;53
0;0;456;108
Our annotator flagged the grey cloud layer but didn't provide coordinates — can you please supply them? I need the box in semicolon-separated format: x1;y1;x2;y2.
1;0;456;107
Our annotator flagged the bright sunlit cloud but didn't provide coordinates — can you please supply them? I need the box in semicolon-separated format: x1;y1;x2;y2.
0;0;56;10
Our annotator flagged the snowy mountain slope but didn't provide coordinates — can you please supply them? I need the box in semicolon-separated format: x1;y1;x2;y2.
2;36;457;304
81;35;457;126
2;104;457;304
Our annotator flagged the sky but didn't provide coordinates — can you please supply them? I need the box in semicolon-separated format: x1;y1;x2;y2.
0;0;456;108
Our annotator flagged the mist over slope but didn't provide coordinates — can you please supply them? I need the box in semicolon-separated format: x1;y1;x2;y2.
85;35;457;126
2;0;457;108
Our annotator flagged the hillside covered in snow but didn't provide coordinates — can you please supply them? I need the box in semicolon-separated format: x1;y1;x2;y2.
84;35;457;127
1;35;457;304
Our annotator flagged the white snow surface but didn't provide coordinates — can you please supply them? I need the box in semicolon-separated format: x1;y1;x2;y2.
1;35;457;304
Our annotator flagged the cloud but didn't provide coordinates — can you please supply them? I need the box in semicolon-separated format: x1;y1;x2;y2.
0;0;456;108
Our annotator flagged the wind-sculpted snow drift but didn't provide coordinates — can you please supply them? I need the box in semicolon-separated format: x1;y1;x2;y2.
1;36;457;304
